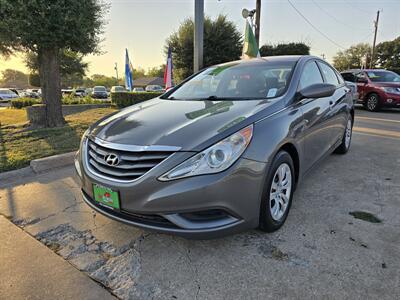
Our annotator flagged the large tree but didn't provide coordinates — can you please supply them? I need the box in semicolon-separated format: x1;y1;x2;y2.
259;42;310;57
375;37;400;74
0;69;29;88
25;50;89;88
166;15;242;82
0;0;106;127
332;43;371;71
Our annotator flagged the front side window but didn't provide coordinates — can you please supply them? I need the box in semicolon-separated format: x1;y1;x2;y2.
166;61;296;100
317;62;339;85
299;61;324;90
366;71;400;83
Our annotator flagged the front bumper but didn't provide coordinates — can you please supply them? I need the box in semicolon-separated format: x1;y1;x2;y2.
76;147;267;239
382;94;400;107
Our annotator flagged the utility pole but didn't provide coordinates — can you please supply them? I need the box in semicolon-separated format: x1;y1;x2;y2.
370;10;380;68
194;0;204;73
321;54;326;60
255;0;261;46
114;63;119;81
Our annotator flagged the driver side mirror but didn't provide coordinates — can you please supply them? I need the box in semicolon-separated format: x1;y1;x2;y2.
298;83;336;100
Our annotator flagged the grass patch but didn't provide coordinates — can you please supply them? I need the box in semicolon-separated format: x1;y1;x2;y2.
0;108;27;125
0;107;117;173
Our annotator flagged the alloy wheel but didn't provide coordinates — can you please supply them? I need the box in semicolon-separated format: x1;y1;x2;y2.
367;95;378;111
269;163;292;221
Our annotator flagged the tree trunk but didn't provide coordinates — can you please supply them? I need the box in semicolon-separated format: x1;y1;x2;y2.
38;47;65;127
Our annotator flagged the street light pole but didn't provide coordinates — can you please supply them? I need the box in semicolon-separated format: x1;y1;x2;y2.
194;0;204;73
114;63;119;81
255;0;261;46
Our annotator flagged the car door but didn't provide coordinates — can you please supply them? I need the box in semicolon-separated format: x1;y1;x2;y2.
317;61;349;145
298;60;334;171
355;71;369;100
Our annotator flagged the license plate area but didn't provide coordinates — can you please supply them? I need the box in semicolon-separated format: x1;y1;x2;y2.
93;184;120;210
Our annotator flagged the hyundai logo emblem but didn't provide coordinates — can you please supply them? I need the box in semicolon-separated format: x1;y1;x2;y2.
104;153;120;166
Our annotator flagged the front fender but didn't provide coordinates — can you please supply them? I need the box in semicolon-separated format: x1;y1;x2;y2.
243;105;304;166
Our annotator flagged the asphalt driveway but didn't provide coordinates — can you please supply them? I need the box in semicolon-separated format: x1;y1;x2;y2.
1;107;399;299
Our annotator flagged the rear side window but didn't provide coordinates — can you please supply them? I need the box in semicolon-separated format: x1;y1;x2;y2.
299;61;323;89
341;72;356;82
318;62;339;85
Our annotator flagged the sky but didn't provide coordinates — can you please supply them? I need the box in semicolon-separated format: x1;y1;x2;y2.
1;0;399;77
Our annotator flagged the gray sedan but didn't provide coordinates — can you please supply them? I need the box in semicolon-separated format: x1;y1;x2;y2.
75;56;354;238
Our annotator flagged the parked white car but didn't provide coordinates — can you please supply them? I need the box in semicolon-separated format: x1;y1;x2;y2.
0;88;19;102
145;85;164;92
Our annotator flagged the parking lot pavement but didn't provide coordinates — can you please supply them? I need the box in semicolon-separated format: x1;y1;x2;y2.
1;108;400;299
0;216;115;300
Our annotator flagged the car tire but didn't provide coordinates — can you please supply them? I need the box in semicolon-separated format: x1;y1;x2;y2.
334;116;353;154
259;151;295;232
365;93;380;112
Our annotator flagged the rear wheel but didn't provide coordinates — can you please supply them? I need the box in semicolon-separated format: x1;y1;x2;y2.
334;116;353;154
259;151;295;232
365;93;380;112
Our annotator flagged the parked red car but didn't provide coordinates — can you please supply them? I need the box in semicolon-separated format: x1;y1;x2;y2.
341;69;400;111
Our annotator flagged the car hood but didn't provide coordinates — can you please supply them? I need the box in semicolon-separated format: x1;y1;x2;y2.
90;97;279;151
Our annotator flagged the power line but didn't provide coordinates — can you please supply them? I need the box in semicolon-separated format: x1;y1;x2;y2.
342;0;372;15
311;0;369;31
287;0;346;50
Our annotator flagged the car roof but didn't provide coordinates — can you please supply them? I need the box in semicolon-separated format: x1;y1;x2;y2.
341;69;389;73
215;55;307;68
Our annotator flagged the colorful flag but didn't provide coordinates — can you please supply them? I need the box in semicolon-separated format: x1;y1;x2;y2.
125;49;134;91
242;20;260;59
164;47;173;90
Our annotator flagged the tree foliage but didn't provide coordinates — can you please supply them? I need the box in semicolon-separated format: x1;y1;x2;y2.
147;65;165;78
375;36;400;74
259;42;310;57
0;69;29;88
0;0;107;127
166;15;242;82
332;43;371;71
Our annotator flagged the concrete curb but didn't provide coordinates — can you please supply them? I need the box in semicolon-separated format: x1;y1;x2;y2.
30;151;76;173
0;151;76;182
0;166;33;182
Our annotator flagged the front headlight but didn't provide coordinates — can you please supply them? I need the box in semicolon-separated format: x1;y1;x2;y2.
159;124;253;181
382;87;400;95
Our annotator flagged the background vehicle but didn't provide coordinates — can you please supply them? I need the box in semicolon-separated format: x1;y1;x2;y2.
74;88;87;97
91;86;108;99
344;81;358;103
75;56;354;238
132;87;145;92
0;88;19;102
145;85;164;92
110;86;126;93
341;69;400;111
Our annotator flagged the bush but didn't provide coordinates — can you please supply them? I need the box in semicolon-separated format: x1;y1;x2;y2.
11;97;41;109
62;95;110;105
111;92;163;108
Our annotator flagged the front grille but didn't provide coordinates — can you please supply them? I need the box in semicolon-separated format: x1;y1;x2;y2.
86;138;174;181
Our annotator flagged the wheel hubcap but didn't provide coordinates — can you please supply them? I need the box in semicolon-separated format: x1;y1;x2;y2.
345;119;352;149
269;163;292;221
368;96;377;110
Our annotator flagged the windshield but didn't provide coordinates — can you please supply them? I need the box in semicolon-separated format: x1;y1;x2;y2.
165;61;296;100
94;86;106;92
367;71;400;83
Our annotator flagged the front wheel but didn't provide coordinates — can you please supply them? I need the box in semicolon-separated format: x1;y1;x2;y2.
259;151;295;232
334;116;353;154
365;93;380;112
